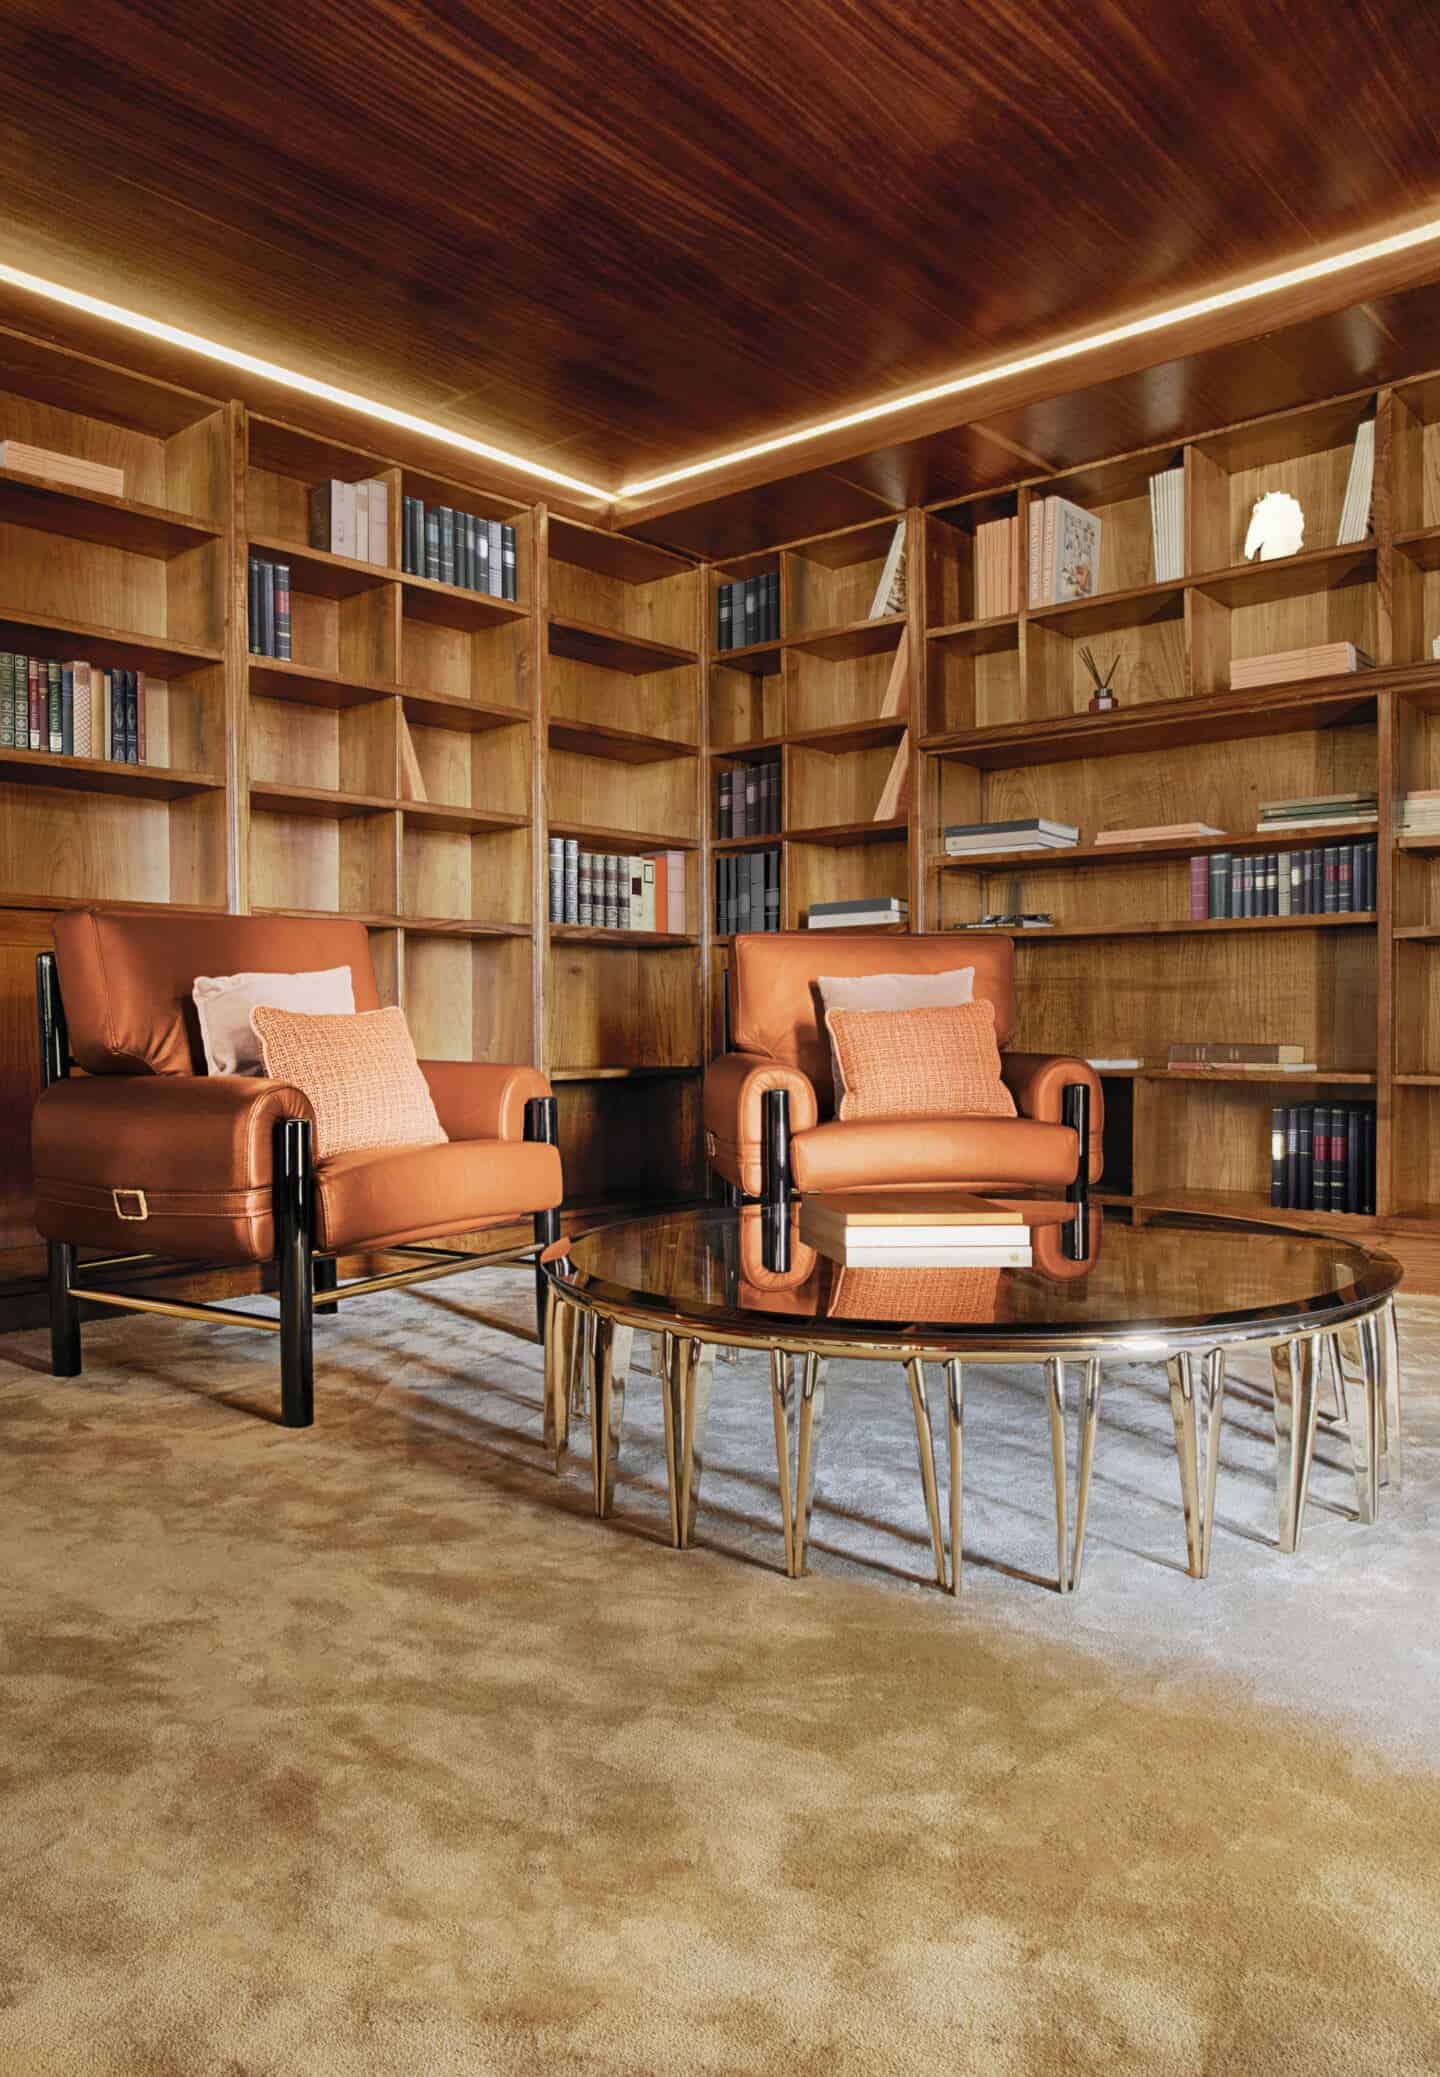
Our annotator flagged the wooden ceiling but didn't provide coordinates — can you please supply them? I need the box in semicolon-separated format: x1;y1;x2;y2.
0;0;1438;541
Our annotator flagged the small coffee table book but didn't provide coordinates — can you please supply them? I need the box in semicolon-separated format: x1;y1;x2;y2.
799;1191;1033;1267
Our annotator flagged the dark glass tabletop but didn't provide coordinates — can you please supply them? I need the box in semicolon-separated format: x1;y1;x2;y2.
547;1202;1401;1355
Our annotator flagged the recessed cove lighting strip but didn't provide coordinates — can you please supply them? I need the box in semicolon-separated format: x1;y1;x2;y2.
616;216;1440;499
0;261;611;501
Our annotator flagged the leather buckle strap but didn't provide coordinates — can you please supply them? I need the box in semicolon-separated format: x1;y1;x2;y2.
112;1188;149;1221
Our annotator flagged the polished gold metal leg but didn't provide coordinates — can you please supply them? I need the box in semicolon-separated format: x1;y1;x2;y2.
569;1309;592;1422
543;1286;581;1468
793;1352;828;1578
1167;1352;1203;1577
770;1350;797;1577
591;1319;633;1519
904;1358;947;1589
1198;1348;1225;1577
1324;1327;1351;1425
1046;1358;1072;1594
677;1339;716;1550
658;1330;683;1548
1271;1334;1320;1554
1349;1313;1382;1526
1378;1297;1402;1493
1070;1356;1104;1591
945;1357;965;1596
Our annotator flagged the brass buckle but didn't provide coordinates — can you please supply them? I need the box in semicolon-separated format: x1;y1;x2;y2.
112;1188;149;1221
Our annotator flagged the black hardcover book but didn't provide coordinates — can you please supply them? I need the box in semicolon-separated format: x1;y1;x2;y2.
727;855;739;935
765;568;779;641
1345;1106;1362;1214
1266;853;1278;915
503;523;517;601
124;670;139;763
1296;1104;1314;1207
718;769;731;839
1270;1105;1286;1207
436;509;454;586
260;560;275;658
247;556;261;652
1365;838;1377;912
717;585;732;652
1208;853;1225;919
407;497;423;574
455;513;470;590
1322;843;1338;914
744;763;759;833
1329;1105;1346;1213
1337;842;1353;914
1311;1103;1330;1211
274;562;291;661
1361;1108;1376;1215
743;578;759;649
1240;855;1253;917
60;663;73;756
765;848;780;930
1284;1106;1300;1208
45;659;61;753
424;506;440;580
749;849;765;935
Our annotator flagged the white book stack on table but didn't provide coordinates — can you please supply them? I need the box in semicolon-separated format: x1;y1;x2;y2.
799;1192;1033;1268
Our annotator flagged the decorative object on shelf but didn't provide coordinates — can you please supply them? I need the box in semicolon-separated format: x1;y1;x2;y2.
868;520;907;618
963;913;1055;930
1243;489;1305;561
1336;421;1375;545
1080;645;1119;712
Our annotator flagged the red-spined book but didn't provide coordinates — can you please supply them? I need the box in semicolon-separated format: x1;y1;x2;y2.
1189;855;1209;919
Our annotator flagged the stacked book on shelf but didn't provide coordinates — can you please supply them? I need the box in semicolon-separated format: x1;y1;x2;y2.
1096;820;1222;847
806;894;908;931
247;556;292;659
798;1192;1032;1269
1336;420;1375;544
0;654;144;761
1396;791;1440;837
943;817;1078;856
1190;840;1377;917
1167;1042;1317;1074
1259;790;1378;834
548;840;687;931
0;440;123;497
717;761;781;837
716;848;781;934
715;573;780;651
309;479;389;565
973;515;1020;618
1229;642;1372;690
1148;465;1184;581
400;499;516;597
1271;1102;1376;1215
1028;497;1100;606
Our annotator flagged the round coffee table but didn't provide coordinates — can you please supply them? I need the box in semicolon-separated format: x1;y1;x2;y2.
540;1201;1401;1592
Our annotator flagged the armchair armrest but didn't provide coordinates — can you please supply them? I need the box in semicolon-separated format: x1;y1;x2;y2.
31;1073;313;1261
419;1062;551;1143
1000;1054;1104;1183
703;1052;820;1197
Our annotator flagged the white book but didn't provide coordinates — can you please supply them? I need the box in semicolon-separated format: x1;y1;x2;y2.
830;1244;1033;1268
1337;421;1375;545
366;479;388;566
807;911;906;929
813;1222;1028;1249
353;482;369;563
868;520;906;619
944;833;1076;853
1086;1057;1143;1070
639;857;657;931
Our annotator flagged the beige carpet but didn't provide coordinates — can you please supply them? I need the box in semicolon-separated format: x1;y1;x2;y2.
1;1281;1438;2075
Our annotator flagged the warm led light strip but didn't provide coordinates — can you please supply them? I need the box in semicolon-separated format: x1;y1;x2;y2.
0;261;611;501
616;216;1440;499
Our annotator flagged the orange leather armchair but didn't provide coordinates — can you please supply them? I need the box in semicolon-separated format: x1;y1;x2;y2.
31;910;563;1428
703;932;1102;1205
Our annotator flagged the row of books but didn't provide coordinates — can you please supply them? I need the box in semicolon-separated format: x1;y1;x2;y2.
717;849;781;934
546;840;687;932
1168;1041;1316;1073
1259;789;1377;834
1149;466;1184;583
716;573;780;651
1189;841;1377;918
1029;497;1100;606
0;654;144;761
1231;642;1373;690
1270;1103;1376;1215
401;500;517;597
309;478;389;565
717;761;781;837
247;558;292;660
974;515;1022;619
807;895;909;931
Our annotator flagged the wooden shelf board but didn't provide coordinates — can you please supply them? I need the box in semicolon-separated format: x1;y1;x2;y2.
1394;924;1440;941
0;889;227;915
399;687;530;734
547;717;698;765
248;534;394;600
399;916;531;939
252;905;402;929
1394;1073;1440;1086
0;611;221;678
937;822;1380;872
1027;579;1185;638
1134;1188;1378;1232
713;639;783;675
549;820;699;852
0;749;223;800
401;572;527;631
400;801;529;835
548;514;695;585
1392;525;1440;572
1139;1067;1377;1085
550;1064;701;1081
1191;542;1375;608
249;782;397;821
248;658;399;710
927;613;1020;653
980;912;1375;940
786;818;910;847
784;614;906;660
787;715;908;755
1395;833;1440;853
548;615;696;675
712;832;784;852
549;924;699;947
0;469;222;558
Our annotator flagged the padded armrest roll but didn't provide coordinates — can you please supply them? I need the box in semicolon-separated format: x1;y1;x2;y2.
418;1062;551;1144
703;1052;820;1197
1000;1054;1104;1183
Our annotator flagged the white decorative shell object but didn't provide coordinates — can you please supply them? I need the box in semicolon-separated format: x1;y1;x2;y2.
1244;490;1305;561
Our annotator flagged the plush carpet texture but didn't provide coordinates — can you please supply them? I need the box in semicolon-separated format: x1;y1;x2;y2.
1;1273;1438;2075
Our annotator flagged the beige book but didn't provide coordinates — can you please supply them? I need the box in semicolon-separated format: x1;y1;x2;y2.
398;716;427;801
801;1191;1025;1229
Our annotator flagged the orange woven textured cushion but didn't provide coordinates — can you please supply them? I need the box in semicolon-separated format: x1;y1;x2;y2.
825;1000;1016;1123
250;1004;447;1159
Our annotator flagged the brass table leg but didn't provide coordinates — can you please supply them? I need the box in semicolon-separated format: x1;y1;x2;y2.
676;1338;716;1550
1166;1349;1224;1578
770;1350;797;1577
1071;1355;1104;1591
1379;1297;1402;1494
1271;1333;1320;1554
945;1357;965;1595
904;1358;948;1588
543;1286;582;1470
1347;1315;1382;1526
1049;1356;1104;1594
591;1318;633;1519
658;1330;682;1547
793;1352;828;1577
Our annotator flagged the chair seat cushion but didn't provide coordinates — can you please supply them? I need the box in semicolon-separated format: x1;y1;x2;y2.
316;1138;562;1252
790;1116;1079;1193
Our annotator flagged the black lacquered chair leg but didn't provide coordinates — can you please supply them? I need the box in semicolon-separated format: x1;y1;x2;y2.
761;1088;792;1210
1064;1083;1091;1208
48;1240;80;1377
313;1256;339;1321
525;1094;561;1345
274;1117;315;1428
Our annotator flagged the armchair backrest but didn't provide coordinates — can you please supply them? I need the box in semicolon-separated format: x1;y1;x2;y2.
53;909;381;1076
730;931;1016;1106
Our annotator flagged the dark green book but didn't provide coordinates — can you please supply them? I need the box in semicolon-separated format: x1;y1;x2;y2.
0;653;12;750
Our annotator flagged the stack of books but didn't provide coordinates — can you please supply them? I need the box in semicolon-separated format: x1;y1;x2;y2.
1094;820;1221;846
717;761;780;836
1258;790;1378;835
943;817;1078;856
401;500;516;597
715;573;780;650
548;841;687;931
1271;1102;1376;1214
1230;642;1373;690
1397;791;1440;837
1148;465;1184;581
806;894;908;931
0;654;144;761
974;515;1021;618
1028;496;1101;606
799;1192;1032;1268
716;850;781;934
309;479;389;565
247;556;292;659
1167;1042;1316;1073
868;522;908;618
1192;840;1377;917
1336;421;1375;544
966;912;1054;930
0;440;124;498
